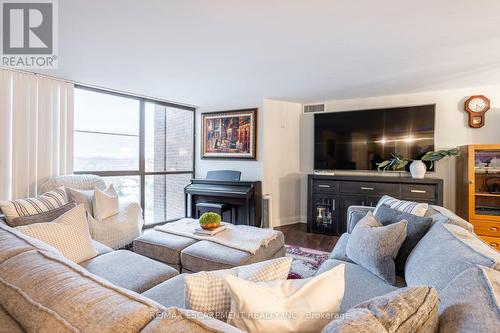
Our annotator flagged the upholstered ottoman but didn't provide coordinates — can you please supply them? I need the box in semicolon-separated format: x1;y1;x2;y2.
180;232;286;273
134;229;286;273
133;231;197;271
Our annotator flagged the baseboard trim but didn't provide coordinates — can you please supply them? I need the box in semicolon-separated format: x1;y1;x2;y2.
273;215;307;227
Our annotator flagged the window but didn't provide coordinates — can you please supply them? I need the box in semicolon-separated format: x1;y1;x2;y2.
73;86;195;226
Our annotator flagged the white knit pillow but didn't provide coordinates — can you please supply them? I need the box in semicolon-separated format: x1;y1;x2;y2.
15;204;98;263
184;257;292;321
225;264;346;333
0;187;67;224
92;185;119;220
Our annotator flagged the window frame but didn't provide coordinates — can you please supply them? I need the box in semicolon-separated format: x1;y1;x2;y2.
73;85;196;228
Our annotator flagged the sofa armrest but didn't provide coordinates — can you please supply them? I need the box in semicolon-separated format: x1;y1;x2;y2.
347;206;374;233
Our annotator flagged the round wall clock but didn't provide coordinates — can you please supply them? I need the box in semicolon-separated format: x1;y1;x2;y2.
464;95;490;128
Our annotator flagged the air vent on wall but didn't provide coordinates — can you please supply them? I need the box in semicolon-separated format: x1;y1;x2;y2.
303;104;325;113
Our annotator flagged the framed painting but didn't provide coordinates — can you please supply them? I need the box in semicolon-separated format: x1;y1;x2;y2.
201;108;257;159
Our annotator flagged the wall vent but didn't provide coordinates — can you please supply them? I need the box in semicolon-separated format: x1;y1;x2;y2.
303;104;325;113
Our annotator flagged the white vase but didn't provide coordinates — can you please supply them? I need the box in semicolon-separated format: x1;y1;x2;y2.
410;160;427;179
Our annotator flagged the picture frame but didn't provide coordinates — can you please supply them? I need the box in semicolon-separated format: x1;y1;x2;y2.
201;108;258;160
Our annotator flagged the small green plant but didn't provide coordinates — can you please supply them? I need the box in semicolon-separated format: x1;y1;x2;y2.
199;212;222;229
377;148;459;171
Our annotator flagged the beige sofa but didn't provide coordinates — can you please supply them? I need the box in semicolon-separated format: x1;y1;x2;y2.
0;223;243;333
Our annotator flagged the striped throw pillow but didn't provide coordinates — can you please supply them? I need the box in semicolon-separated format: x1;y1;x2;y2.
0;187;68;224
373;195;428;217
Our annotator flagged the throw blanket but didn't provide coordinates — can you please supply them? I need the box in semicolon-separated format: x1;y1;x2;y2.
154;218;279;254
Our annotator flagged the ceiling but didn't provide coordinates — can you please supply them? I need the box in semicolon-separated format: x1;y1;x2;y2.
38;0;500;108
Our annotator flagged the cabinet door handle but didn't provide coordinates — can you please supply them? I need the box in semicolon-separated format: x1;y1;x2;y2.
490;226;499;232
410;189;427;194
361;201;365;206
318;184;331;188
490;242;499;248
360;187;374;191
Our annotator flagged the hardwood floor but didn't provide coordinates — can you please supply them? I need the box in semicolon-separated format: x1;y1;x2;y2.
274;223;339;252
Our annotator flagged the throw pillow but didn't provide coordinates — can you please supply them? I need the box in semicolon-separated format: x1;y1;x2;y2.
321;286;439;333
15;204;98;263
346;212;407;284
10;201;77;227
224;264;345;333
0;187;68;225
373;195;428;217
184;257;292;321
92;185;119;220
375;204;433;275
405;222;500;291
329;233;353;263
68;188;95;216
439;266;500;333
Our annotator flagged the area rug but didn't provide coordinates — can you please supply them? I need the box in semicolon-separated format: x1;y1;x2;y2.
285;245;329;279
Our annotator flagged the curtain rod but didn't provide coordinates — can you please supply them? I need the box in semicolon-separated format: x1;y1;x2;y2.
0;66;198;109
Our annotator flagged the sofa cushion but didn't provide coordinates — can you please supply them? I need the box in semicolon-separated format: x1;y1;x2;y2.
425;205;474;232
316;259;398;313
180;232;285;272
329;233;353;263
0;186;68;225
321;286;439;333
375;204;433;275
9;201;76;227
346;212;407;284
142;274;187;309
15;204;98;263
133;230;197;268
439;266;500;333
405;223;500;290
373;195;428;217
0;305;24;333
92;239;114;255
79;250;178;293
0;250;161;333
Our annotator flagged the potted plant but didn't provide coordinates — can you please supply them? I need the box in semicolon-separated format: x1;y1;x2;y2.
377;148;460;179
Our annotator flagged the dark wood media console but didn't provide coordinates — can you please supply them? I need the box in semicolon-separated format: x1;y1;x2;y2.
307;174;443;236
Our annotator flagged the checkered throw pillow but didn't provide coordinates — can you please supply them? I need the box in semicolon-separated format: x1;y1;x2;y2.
184;257;292;321
373;195;428;217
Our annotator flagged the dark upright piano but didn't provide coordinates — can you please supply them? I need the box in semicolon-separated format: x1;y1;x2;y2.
184;179;262;227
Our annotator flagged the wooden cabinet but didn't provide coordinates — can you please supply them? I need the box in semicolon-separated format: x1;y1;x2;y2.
457;144;500;250
307;175;443;236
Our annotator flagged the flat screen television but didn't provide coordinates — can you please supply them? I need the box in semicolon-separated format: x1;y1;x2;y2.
314;105;435;171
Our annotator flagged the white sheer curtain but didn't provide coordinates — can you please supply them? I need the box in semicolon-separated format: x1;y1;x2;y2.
0;68;74;200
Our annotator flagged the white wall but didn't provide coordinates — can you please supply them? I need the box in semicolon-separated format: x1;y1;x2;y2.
195;85;500;227
195;104;264;181
262;99;303;227
300;85;500;215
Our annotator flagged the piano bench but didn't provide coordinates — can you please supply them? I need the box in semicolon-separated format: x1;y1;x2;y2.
196;202;234;223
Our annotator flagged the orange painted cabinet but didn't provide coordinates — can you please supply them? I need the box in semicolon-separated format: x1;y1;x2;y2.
456;145;500;250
